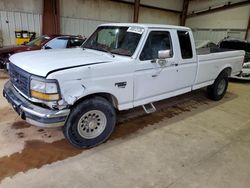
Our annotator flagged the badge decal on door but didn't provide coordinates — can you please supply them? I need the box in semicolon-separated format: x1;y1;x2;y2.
115;82;127;88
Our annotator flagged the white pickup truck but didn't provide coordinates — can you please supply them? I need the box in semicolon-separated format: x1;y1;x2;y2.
3;23;244;148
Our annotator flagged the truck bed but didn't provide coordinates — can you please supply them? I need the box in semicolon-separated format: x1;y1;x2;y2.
193;49;245;90
196;47;234;55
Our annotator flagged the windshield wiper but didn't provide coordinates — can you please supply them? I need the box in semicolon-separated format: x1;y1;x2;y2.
98;47;115;58
83;46;115;58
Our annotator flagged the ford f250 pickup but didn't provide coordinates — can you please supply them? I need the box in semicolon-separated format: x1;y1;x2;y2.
3;23;245;148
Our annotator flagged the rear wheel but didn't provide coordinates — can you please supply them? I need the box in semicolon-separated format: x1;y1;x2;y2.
207;71;229;101
63;97;116;148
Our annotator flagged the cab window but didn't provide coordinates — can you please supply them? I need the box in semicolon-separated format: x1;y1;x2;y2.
140;31;172;61
177;31;193;59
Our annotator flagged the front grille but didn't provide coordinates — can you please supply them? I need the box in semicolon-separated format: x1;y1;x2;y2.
9;63;30;97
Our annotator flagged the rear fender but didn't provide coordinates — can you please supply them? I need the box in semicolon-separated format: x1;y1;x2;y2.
217;65;232;77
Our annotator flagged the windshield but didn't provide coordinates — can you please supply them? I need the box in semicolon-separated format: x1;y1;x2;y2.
83;26;144;56
26;36;50;47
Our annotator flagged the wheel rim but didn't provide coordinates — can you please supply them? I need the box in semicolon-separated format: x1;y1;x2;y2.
77;110;107;139
217;79;226;95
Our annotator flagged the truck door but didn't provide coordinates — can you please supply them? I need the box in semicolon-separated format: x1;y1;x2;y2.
134;29;179;106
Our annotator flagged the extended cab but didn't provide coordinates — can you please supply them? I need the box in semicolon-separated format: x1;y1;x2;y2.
3;23;245;148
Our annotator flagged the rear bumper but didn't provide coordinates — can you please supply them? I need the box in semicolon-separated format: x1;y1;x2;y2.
231;68;250;80
3;81;70;128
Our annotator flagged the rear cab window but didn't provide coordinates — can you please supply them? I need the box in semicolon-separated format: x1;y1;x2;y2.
177;30;193;59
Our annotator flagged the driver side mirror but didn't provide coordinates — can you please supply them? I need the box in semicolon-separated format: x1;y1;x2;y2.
158;50;171;59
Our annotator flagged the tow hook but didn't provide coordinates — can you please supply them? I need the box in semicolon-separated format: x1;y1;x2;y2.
20;109;26;120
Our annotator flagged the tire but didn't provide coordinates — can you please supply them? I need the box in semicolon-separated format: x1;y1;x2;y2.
207;71;229;101
63;96;116;148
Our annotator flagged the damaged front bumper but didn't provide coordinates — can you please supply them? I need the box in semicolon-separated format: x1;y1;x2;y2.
3;81;70;128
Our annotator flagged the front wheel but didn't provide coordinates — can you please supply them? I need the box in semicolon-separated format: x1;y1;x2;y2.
63;97;116;148
207;71;229;101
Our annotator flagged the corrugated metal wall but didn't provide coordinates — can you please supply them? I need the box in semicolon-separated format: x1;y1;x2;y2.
60;17;111;37
0;0;182;45
192;29;246;43
187;2;250;30
59;0;133;37
139;7;180;25
0;10;42;46
59;0;180;37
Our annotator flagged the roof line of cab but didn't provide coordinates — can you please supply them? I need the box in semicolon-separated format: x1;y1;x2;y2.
99;23;190;30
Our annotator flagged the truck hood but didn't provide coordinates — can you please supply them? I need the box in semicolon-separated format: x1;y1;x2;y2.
9;48;116;77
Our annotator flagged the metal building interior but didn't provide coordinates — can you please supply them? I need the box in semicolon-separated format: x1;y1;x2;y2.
0;0;249;187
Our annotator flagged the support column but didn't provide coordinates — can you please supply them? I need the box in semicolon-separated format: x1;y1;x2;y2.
180;0;189;26
133;0;140;23
245;16;250;40
42;0;60;35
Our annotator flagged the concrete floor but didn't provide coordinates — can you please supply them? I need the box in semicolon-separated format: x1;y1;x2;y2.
0;71;250;188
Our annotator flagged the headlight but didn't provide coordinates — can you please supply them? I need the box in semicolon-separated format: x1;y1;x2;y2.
243;62;250;69
30;78;60;101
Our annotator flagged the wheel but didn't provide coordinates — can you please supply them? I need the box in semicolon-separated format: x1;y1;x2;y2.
63;96;116;148
207;71;229;101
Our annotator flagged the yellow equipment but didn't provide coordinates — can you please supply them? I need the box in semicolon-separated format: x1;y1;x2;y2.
15;31;36;45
